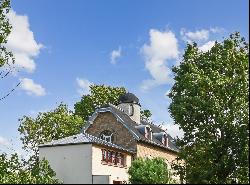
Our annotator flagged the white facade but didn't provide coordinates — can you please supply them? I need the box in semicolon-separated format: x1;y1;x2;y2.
39;144;132;184
92;146;132;184
39;144;92;184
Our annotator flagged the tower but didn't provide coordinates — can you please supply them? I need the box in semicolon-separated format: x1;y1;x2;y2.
118;92;141;124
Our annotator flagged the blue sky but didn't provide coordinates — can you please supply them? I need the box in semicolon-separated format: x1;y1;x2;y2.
0;0;249;153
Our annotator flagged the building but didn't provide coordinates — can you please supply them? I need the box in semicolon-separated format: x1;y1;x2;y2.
39;93;179;184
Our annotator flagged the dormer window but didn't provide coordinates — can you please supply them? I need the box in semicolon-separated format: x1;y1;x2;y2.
162;135;169;147
135;125;152;140
145;126;152;140
100;130;114;143
153;132;169;147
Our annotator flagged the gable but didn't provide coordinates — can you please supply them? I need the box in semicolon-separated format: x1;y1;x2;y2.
82;104;179;153
85;112;138;151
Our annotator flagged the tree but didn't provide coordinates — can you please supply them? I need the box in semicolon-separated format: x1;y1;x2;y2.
128;157;173;184
0;153;60;184
74;84;152;122
0;0;13;68
0;0;19;101
74;84;126;122
141;109;152;122
18;103;83;161
169;32;249;183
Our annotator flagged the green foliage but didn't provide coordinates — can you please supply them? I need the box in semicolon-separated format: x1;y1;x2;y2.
169;32;249;183
0;153;61;184
141;109;152;122
0;0;14;68
74;84;127;122
16;85;153;183
128;157;173;184
18;103;83;160
74;84;152;123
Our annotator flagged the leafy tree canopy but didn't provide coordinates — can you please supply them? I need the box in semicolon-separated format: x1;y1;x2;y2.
74;84;152;122
0;153;61;184
18;103;83;160
128;157;173;184
74;84;126;121
0;0;14;68
169;32;249;183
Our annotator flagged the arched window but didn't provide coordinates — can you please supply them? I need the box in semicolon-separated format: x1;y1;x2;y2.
100;130;114;143
128;104;134;116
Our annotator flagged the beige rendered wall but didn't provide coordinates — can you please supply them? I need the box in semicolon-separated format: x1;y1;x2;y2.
39;144;92;184
92;145;132;184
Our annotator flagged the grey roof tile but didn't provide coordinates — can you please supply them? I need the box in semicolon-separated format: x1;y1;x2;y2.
101;104;179;152
39;133;136;154
44;103;179;153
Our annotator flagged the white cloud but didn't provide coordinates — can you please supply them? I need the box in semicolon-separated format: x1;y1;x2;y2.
6;10;43;73
180;27;225;44
159;124;184;139
20;78;46;96
210;27;225;34
181;28;210;42
76;78;92;95
140;29;179;90
0;136;11;147
180;27;223;52
110;47;122;64
199;40;215;52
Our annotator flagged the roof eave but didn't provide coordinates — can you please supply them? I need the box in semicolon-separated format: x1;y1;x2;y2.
39;141;136;154
137;139;179;154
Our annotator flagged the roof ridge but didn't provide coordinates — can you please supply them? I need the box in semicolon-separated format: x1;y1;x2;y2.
108;103;125;112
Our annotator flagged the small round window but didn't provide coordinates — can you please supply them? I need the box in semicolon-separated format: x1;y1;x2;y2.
100;130;114;143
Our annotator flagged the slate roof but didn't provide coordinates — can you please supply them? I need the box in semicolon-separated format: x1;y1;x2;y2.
141;120;179;152
84;104;179;153
39;133;136;154
119;93;140;105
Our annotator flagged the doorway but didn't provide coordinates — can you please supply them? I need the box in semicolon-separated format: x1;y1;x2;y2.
113;180;123;184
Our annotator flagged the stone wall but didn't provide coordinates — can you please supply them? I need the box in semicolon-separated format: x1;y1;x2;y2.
136;143;180;182
86;112;137;150
136;142;178;164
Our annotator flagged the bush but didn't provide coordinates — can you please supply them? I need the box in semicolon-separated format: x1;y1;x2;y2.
128;157;173;184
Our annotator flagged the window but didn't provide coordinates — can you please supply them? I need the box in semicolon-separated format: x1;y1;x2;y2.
101;149;126;167
102;149;107;162
128;104;134;116
113;152;118;165
162;135;168;147
120;154;125;166
100;130;114;143
107;151;111;162
145;127;152;140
